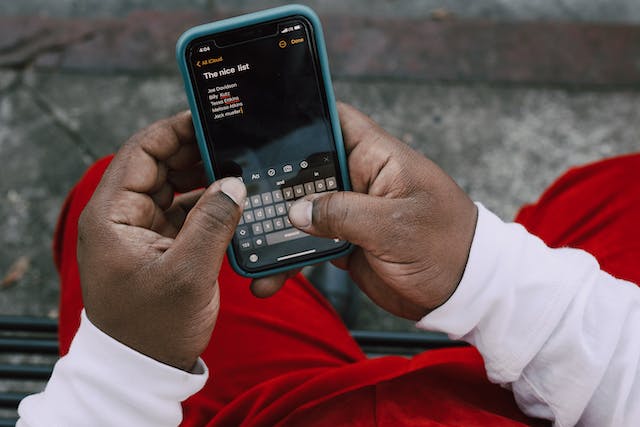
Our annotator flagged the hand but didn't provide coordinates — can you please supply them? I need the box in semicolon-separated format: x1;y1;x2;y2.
77;112;246;371
253;103;477;321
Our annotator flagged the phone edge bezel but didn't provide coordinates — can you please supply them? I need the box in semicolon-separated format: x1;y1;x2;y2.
176;4;353;279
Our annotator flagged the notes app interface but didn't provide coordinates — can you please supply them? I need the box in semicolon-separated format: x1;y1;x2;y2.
187;17;348;272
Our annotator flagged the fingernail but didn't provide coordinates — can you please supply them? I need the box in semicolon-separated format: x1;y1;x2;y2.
289;199;313;228
220;178;246;206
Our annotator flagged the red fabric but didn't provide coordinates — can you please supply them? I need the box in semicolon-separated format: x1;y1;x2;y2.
54;155;114;354
53;153;640;426
515;153;640;285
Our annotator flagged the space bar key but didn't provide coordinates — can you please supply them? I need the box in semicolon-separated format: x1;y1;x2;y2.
266;229;309;245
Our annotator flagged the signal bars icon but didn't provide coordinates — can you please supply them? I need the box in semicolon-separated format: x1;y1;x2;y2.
281;25;302;34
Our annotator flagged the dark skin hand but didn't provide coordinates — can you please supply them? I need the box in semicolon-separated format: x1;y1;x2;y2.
77;112;246;371
252;103;478;321
77;103;476;373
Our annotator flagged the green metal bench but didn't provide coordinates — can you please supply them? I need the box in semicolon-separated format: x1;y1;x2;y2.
0;314;464;425
0;316;58;426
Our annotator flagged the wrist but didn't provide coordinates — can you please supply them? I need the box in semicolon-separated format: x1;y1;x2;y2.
18;310;208;426
85;311;202;372
426;198;478;312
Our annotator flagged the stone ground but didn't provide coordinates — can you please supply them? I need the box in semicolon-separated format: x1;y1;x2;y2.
1;1;640;334
5;0;640;22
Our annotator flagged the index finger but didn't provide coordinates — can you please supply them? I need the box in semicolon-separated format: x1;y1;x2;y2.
90;112;199;229
134;110;196;164
337;102;399;154
337;102;409;194
103;111;196;195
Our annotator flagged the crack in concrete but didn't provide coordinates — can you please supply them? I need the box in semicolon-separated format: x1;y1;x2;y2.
0;71;21;95
24;83;99;165
0;27;52;55
0;25;98;71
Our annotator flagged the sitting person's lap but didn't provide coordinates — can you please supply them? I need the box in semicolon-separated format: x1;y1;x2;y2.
53;153;640;426
515;153;640;285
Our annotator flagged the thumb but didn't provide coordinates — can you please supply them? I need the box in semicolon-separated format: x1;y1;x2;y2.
167;177;245;272
288;191;392;250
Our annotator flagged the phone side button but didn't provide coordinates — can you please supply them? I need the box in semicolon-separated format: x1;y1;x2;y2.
265;229;309;246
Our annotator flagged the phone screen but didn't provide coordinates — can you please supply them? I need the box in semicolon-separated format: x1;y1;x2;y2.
185;17;349;274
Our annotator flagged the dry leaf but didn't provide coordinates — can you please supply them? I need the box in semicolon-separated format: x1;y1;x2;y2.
431;8;455;21
1;256;31;288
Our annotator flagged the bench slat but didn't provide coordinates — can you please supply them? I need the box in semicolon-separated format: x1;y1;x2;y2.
0;338;59;354
0;364;53;380
0;316;57;333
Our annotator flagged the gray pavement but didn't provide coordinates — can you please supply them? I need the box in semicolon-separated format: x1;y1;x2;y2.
4;0;640;23
1;1;640;333
2;71;639;329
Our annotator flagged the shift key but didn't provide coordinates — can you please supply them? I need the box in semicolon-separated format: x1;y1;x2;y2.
266;228;309;245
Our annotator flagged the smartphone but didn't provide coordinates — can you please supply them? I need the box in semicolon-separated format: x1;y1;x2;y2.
176;5;352;278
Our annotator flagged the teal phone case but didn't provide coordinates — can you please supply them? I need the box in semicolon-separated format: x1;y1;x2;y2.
176;4;352;278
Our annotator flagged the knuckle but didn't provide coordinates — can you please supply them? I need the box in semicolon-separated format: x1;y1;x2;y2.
128;118;173;151
355;122;385;150
140;119;168;139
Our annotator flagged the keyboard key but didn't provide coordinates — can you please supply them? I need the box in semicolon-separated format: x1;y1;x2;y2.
283;187;294;200
326;176;337;190
236;177;341;250
261;192;273;205
265;228;309;245
275;203;286;216
262;219;274;233
250;195;262;207
304;182;315;194
252;223;263;235
243;211;255;223
236;226;249;238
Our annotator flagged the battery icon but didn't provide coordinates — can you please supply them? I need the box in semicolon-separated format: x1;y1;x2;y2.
294;25;301;30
